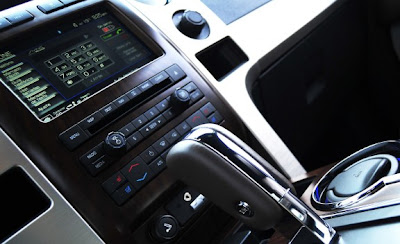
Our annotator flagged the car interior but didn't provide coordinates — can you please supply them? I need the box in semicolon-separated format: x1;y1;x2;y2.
1;0;400;243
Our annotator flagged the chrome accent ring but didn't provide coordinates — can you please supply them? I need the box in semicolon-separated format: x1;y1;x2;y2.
312;141;400;211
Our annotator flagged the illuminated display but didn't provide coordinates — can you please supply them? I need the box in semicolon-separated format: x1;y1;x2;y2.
0;9;159;122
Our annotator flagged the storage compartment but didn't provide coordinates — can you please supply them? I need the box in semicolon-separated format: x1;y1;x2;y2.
0;167;51;242
196;37;248;81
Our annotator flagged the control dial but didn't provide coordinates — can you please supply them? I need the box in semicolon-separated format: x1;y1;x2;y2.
104;132;127;157
170;88;190;112
173;10;210;39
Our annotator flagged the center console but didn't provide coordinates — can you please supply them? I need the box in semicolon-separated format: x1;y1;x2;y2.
0;0;247;242
0;0;362;242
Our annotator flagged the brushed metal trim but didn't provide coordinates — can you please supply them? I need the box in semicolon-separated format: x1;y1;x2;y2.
0;127;104;244
125;0;344;178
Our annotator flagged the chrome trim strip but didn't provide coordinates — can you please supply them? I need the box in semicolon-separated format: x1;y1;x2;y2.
312;141;400;211
322;197;400;221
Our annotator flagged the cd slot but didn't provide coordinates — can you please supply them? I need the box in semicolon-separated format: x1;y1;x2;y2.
87;79;172;135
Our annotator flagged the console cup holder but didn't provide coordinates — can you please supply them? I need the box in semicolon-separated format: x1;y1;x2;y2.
312;141;400;211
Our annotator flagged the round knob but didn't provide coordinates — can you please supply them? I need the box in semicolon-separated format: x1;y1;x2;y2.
104;132;127;157
170;88;190;112
150;215;179;242
177;11;206;38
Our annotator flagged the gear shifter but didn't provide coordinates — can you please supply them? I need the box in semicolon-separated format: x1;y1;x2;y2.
167;124;338;243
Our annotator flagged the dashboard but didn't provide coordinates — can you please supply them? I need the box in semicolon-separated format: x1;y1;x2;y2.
0;0;351;243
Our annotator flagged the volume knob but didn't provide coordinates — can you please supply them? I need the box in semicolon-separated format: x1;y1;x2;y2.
170;88;191;112
173;10;210;39
178;11;206;38
104;132;127;157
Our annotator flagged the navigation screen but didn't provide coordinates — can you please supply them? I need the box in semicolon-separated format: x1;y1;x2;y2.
0;9;160;122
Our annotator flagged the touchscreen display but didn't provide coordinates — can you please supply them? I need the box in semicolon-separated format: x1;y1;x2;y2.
0;8;160;122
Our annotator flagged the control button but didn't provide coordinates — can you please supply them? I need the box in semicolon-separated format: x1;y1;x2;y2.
200;102;216;117
59;69;78;81
37;0;64;14
80;111;103;129
138;80;153;92
149;157;167;175
83;156;113;176
121;157;154;189
98;59;113;69
5;11;34;25
175;121;191;136
165;64;186;82
59;125;89;150
45;56;61;66
59;0;79;5
176;89;190;99
151;215;179;241
118;122;136;136
156;99;170;113
153;137;170;154
100;103;117;116
144;107;160;120
111;182;135;205
104;132;127;157
190;89;204;104
65;75;82;86
165;129;180;144
126;87;142;100
127;131;144;148
139;115;167;137
0;18;11;31
182;82;197;93
208;111;223;124
132;114;148;128
186;111;208;128
149;71;170;85
81;67;97;78
166;187;205;225
102;171;127;195
51;62;68;72
65;73;82;84
162;108;177;121
236;201;253;217
79;143;104;166
140;146;159;164
113;95;129;108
